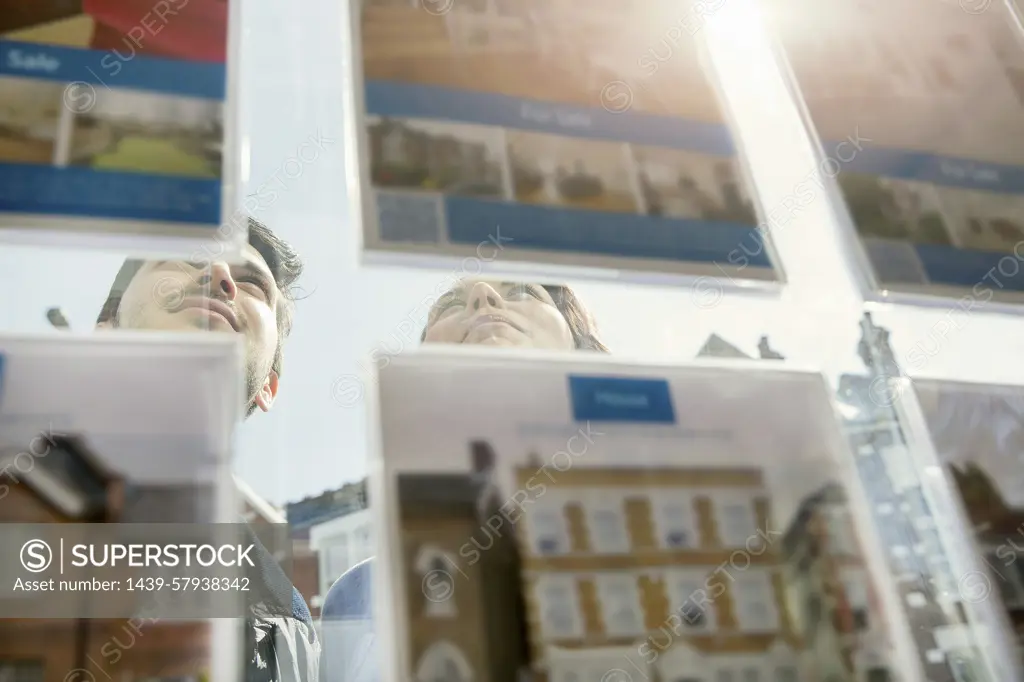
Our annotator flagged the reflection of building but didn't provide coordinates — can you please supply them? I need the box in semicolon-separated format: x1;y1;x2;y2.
287;479;368;619
949;463;1024;651
840;316;990;682
310;508;374;608
0;436;209;682
398;442;525;682
516;462;801;682
783;484;894;682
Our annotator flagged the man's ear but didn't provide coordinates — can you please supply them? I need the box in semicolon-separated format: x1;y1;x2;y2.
254;370;279;413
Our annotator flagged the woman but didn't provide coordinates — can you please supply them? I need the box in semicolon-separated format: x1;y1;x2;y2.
420;279;608;352
319;279;607;682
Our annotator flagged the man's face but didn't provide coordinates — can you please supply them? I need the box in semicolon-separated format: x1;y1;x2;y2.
107;244;281;414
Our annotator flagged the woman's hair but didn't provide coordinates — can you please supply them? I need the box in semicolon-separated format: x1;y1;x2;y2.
421;282;609;352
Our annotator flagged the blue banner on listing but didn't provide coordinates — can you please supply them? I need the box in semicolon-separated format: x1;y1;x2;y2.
836;143;1024;194
569;375;676;424
915;244;1024;292
444;196;769;266
0;39;226;100
365;80;735;155
0;164;221;225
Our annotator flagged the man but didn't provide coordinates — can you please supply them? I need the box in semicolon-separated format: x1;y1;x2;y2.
96;216;318;682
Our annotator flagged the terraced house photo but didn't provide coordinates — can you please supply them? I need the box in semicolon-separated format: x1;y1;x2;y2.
367;117;506;199
507;131;638;213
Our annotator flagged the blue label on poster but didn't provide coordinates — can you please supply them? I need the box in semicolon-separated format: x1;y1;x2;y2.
1;40;226;99
569;375;676;423
444;196;769;266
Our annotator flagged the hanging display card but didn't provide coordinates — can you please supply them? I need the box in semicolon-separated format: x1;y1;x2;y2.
366;349;938;682
770;0;1024;302
0;1;239;250
349;0;781;285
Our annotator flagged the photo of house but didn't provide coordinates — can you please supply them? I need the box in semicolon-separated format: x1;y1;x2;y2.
375;352;927;682
367;117;507;199
837;174;954;246
782;483;896;682
360;0;724;121
393;442;812;682
927;186;1024;255
632;145;756;224
513;461;802;682
69;88;223;179
0;77;63;165
507;131;638;213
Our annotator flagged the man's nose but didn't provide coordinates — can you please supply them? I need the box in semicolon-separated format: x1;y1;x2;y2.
199;262;237;300
467;282;504;311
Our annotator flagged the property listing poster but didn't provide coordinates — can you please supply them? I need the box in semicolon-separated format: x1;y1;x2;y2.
0;0;231;242
770;0;1024;301
352;0;781;283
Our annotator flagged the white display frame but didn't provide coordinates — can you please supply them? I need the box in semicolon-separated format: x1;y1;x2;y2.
0;331;245;681
0;0;248;263
340;0;788;292
368;346;927;682
762;0;1024;313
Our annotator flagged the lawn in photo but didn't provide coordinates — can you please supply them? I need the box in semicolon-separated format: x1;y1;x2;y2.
69;87;223;179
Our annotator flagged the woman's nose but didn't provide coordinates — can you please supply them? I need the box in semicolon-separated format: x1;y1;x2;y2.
467;282;504;311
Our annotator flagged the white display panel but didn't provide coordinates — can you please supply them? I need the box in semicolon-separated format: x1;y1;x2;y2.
371;348;929;682
0;0;247;261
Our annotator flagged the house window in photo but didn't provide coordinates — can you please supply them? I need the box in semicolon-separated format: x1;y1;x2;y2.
528;504;569;555
595;574;644;636
586;499;630;553
537;576;582;640
667;571;715;631
732;572;780;631
654;496;698;549
716;498;757;547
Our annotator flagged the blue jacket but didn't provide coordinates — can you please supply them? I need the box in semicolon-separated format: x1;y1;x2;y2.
319;558;377;682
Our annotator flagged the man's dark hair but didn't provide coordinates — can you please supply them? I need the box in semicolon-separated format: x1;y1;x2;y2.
97;217;304;386
419;283;609;352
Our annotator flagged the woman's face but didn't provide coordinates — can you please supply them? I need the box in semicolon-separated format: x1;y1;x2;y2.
424;279;575;350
